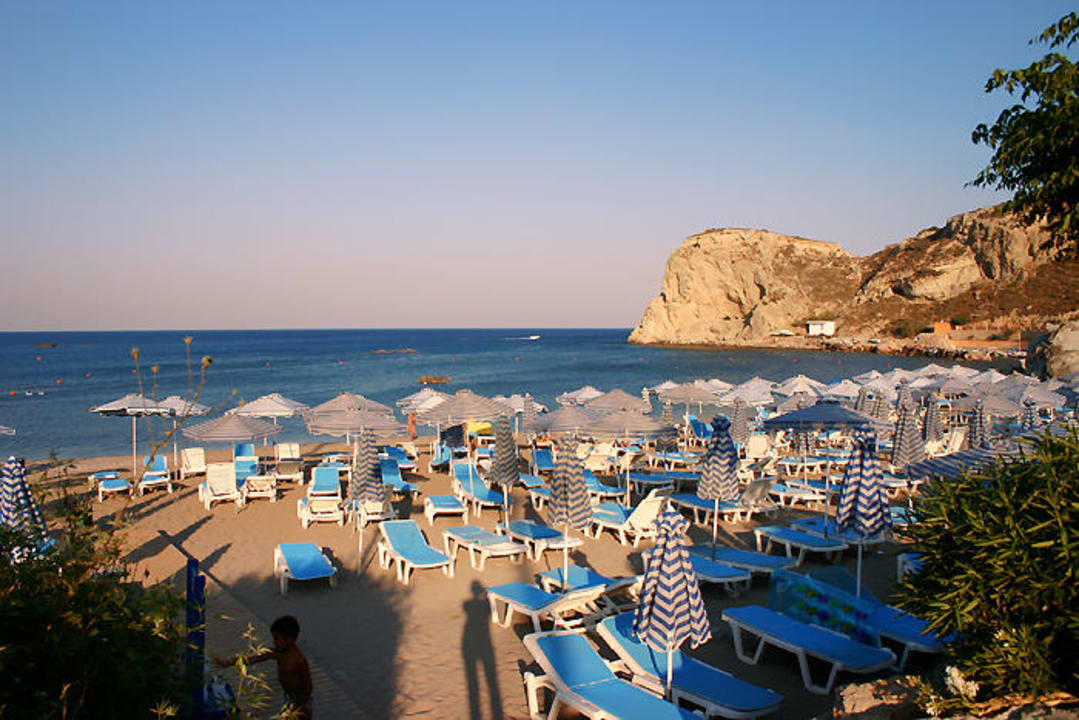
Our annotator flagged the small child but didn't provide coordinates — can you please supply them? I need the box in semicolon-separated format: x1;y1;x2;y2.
215;615;314;719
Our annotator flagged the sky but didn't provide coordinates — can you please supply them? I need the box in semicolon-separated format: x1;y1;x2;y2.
1;1;1073;331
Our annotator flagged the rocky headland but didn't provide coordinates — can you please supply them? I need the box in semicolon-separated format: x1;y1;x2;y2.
629;205;1079;375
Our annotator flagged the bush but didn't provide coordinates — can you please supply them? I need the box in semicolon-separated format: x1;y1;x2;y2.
887;318;930;338
0;467;187;719
896;429;1079;705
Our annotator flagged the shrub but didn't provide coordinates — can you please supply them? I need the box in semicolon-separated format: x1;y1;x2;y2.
896;429;1079;706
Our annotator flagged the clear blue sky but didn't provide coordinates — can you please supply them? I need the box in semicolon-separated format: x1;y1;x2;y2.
1;1;1072;330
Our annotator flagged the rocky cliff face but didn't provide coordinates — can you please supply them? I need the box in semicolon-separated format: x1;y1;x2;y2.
629;205;1058;346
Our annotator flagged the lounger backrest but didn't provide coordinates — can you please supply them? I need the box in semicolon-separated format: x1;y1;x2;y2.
206;463;237;494
235;458;258;479
744;434;770;459
309;497;341;514
379;457;402;481
627;488;671;529
527;632;615;688
741;477;776;508
144;455;167;473
276;442;300;462
575;443;593;460
311;467;341;494
386;447;408;463
182;447;206;472
380;520;431;553
534;448;554;468
234;443;255;459
770;569;880;647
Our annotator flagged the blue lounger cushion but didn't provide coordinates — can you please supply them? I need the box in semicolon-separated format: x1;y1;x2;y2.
671;493;742;514
382;521;451;566
537;565;614;591
488;582;561;610
723;605;894;670
428;495;465;510
100;476;129;492
446;525;514;549
533;448;556;470
790;517;888;544
688;545;798;573
518;474;545;488
756;526;848;550
309;468;341;495
599;613;782;718
592;501;630;524
685;554;751;583
277;542;334;580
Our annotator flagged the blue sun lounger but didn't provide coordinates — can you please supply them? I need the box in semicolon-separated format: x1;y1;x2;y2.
138;455;172;496
522;631;701;720
582;470;623;502
518;473;545;489
496;519;583;560
428;443;453;473
722;604;894;695
537;565;642;614
376;520;454;584
688;545;798;575
93;471;131;501
380;457;418;495
443;525;526;570
487;583;608;633
790;517;890;547
307;466;342;497
273;542;337;595
383;446;416;471
596;612;783;719
670;493;749;523
422;494;468;525
532;447;556;474
753;526;848;564
452;464;510;514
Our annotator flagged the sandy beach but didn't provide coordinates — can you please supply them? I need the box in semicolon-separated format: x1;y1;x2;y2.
57;441;913;720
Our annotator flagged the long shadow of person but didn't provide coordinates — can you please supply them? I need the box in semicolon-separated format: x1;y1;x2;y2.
463;580;504;720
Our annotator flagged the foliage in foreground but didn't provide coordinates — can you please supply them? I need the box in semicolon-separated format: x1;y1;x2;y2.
0;467;187;719
971;12;1079;258
896;428;1079;707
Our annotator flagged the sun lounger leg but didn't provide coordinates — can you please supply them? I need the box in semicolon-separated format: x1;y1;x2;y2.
523;671;551;720
796;650;839;695
280;574;288;595
730;622;767;664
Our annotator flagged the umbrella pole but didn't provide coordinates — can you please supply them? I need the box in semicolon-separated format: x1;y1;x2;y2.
856;543;863;599
172;419;179;480
131;415;137;480
562;522;570;595
711;499;719;562
666;643;673;698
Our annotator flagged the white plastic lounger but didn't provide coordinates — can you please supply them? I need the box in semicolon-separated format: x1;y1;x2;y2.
596;613;783;719
537;565;642;614
273;442;303;484
496;519;583;560
789;517;889;547
522;630;701;720
589;488;671;546
423;494;467;525
688;545;798;575
443;525;527;570
518;473;545;489
753;526;848;564
307;467;342;497
670;493;748;524
721;605;895;695
486;583;607;633
384;446;416;471
628;472;676;495
199;463;244;511
296;496;344;528
377;520;454;584
180;447;207;483
768;482;826;508
93;471;131;502
582;470;623;502
273;542;337;595
138;455;172;496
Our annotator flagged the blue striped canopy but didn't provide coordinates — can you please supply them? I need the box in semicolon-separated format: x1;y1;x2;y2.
547;451;591;531
922;402;944;443
968;403;990;449
835;430;891;539
352;428;382;503
634;510;711;654
490;416;520;491
1;457;46;542
854;387;869;413
697;416;739;503
1020;403;1038;433
729;398;749;445
894;382;915;412
890;404;926;470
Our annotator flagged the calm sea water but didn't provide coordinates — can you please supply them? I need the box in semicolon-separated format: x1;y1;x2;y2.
0;329;1006;460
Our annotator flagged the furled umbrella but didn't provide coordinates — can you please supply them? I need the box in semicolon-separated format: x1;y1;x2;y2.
890;403;926;472
634;509;711;697
660;403;674;425
546;451;592;592
835;429;891;598
158;395;210;478
521;395;540;437
854;387;870;413
922;401;944;443
894;382;916;413
729;398;749;446
696;416;740;561
351;428;382;550
870;395;890;422
1020;402;1039;433
489;416;520;524
968;402;990;450
90;393;174;480
1;456;48;554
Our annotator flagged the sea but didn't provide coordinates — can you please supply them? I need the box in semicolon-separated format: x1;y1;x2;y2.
0;329;1011;461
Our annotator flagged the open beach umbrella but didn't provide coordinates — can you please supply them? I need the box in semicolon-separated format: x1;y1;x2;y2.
158;395;210;476
546;451;591;591
309;392;394;418
1;457;48;549
890;404;926;471
696;416;740;560
584;409;663;503
922;401;944;443
968;402;990;450
416;390;508;426
231;393;308;427
586;388;651;414
489;416;519;524
729;398;749;446
835;429;891;598
633;509;711;697
659;383;720;443
396;388;450;414
525;405;599;436
939;377;975;397
90;393;174;479
182;414;281;445
556;385;603;406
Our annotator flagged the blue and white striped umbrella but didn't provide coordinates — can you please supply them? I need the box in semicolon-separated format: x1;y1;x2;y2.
922;401;944;443
729;398;749;445
854;387;870;413
352;428;381;504
490;415;519;522
1020;402;1039;433
547;450;592;589
835;430;891;597
634;509;711;695
697;416;740;558
968;403;990;449
890;404;926;470
894;382;915;412
1;457;47;544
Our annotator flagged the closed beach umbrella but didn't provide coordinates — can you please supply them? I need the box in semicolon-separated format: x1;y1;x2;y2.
90;393;174;479
854;387;870;413
890;404;926;471
1020;402;1038;432
182;414;281;444
158;395;210;477
696;416;740;560
870;395;890;422
1;457;48;549
835;429;891;598
490;416;519;523
660;402;674;425
968;403;990;449
894;382;915;412
922;401;944;443
587;388;651;413
547;451;591;591
729;398;749;446
634;509;711;696
521;395;540;436
351;428;382;549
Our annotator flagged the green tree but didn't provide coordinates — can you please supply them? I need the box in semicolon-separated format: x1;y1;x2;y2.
971;12;1079;257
